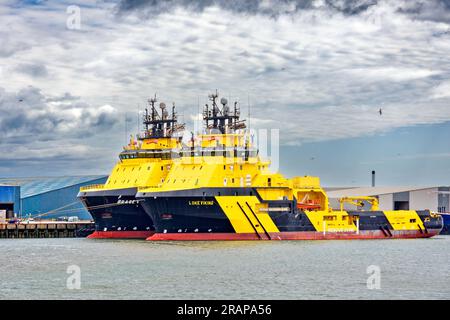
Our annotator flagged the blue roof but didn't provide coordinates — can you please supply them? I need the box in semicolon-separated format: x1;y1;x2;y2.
0;176;107;198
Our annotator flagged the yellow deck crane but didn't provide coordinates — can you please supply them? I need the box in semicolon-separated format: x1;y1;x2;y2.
339;196;379;211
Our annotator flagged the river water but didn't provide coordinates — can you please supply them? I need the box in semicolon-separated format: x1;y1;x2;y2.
0;236;449;299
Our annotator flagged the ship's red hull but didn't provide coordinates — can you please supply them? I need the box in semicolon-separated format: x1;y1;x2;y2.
146;229;440;241
88;230;154;239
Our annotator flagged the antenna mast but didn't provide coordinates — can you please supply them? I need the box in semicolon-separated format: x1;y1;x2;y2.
124;112;128;144
197;95;200;135
247;93;251;142
137;104;140;134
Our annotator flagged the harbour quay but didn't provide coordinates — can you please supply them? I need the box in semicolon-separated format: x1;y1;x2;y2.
0;220;94;238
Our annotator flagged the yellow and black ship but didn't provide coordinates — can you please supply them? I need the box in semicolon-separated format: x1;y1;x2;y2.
136;93;443;241
78;96;184;238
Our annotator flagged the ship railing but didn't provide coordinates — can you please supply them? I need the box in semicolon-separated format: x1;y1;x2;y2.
137;186;160;192
80;184;105;191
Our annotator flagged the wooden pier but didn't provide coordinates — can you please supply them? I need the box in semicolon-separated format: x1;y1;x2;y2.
0;221;95;238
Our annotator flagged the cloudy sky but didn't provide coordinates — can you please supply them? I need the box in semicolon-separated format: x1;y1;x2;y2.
0;0;449;186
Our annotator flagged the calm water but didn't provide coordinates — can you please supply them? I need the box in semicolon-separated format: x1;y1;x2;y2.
0;236;449;300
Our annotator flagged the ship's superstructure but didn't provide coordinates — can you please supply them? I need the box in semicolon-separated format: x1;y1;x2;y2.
136;92;443;241
78;96;184;238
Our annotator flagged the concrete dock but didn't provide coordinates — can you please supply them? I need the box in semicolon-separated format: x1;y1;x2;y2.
0;220;95;238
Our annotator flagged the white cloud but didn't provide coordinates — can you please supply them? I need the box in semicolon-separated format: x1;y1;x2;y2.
431;81;450;99
0;0;449;172
0;86;120;141
344;67;440;82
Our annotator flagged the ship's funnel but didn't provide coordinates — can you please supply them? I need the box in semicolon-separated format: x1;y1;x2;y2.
371;170;376;187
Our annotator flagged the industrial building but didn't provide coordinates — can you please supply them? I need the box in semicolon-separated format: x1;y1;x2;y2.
327;186;450;213
0;185;20;222
0;176;107;220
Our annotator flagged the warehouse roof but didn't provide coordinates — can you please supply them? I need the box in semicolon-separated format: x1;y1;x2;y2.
327;186;436;198
0;175;107;198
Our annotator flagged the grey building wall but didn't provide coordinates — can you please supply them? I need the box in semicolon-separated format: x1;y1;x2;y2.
328;186;448;212
21;177;107;220
393;191;410;210
378;194;393;210
438;187;450;213
410;188;438;211
393;191;409;202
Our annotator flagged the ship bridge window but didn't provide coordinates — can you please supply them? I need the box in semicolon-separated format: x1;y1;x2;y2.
410;219;416;223
268;178;272;187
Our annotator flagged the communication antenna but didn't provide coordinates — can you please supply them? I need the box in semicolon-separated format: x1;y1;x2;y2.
247;93;251;142
137;103;140;134
197;95;200;134
124;112;128;145
247;93;251;129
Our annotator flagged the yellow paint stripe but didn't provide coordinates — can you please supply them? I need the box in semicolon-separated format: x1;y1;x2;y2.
304;211;357;232
384;210;424;231
304;211;326;231
255;214;279;233
243;196;279;233
216;196;255;233
216;196;280;234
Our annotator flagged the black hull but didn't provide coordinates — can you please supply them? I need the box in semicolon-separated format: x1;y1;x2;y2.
78;188;154;238
137;188;443;240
